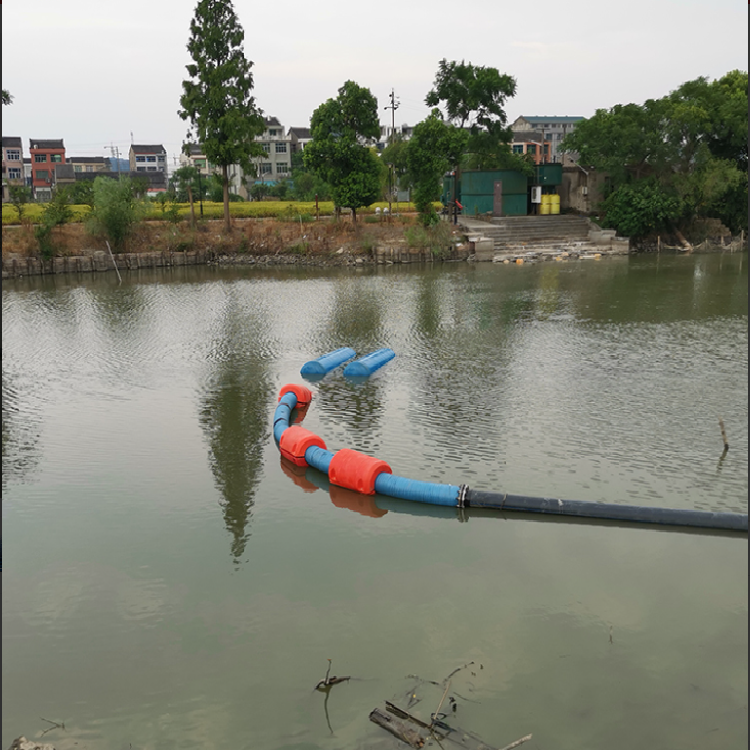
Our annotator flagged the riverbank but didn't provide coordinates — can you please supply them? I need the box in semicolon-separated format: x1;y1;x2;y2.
2;215;745;279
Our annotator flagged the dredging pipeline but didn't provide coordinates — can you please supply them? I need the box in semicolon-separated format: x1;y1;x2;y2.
273;384;748;534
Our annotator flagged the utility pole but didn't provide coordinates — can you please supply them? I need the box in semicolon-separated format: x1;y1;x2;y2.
108;143;121;180
383;88;400;221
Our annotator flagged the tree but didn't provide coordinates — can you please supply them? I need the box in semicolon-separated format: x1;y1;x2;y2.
179;0;265;231
7;184;31;222
86;176;146;251
560;72;748;234
426;59;517;157
407;110;468;225
2;89;12;106
303;81;381;222
172;165;201;224
67;180;95;208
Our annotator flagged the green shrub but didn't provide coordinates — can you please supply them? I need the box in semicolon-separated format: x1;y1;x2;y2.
86;176;146;251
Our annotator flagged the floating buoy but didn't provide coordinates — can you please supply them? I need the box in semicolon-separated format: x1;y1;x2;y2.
343;348;395;378
301;348;356;377
329;448;392;495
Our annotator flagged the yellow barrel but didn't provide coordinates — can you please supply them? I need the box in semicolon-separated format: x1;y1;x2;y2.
541;194;551;205
540;200;551;215
550;194;560;215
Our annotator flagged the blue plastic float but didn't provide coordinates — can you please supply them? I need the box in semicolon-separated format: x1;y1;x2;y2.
343;348;395;378
300;347;356;377
272;384;748;533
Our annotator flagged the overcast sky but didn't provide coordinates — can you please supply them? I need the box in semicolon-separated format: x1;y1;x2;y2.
2;0;747;164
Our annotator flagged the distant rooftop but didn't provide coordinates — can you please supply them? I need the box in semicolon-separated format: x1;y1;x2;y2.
289;127;311;139
264;116;281;127
30;138;65;150
2;136;23;148
517;116;584;125
131;144;166;154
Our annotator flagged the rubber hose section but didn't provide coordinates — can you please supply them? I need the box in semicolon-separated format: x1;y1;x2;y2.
466;490;748;532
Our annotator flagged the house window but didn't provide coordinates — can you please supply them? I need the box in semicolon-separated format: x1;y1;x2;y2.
7;168;21;179
512;145;524;154
136;156;146;162
260;163;272;174
34;154;47;163
261;143;270;153
157;155;165;162
74;165;83;172
36;170;49;180
6;149;21;161
137;166;146;172
50;154;62;163
146;156;156;163
276;163;289;174
195;159;206;168
527;145;537;155
86;166;94;172
269;129;277;136
275;143;287;154
147;166;157;172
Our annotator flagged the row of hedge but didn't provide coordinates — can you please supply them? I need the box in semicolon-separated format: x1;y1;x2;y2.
2;200;423;226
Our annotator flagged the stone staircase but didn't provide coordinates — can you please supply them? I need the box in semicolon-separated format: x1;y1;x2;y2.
458;215;629;260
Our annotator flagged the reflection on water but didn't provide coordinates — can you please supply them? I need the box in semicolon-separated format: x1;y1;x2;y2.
2;253;747;750
198;285;273;565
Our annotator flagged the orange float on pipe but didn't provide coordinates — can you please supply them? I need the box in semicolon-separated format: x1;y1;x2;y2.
279;426;327;467
277;384;313;407
328;448;392;495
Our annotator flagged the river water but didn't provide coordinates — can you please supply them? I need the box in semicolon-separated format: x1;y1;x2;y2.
2;253;747;750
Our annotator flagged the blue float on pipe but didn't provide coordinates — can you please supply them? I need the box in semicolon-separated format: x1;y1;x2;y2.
305;445;335;475
273;391;297;443
301;347;356;377
343;348;395;378
374;473;460;506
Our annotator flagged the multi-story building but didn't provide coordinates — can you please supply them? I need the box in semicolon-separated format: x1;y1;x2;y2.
251;117;292;186
178;143;219;177
510;132;553;165
29;138;66;201
129;144;167;174
68;156;109;174
2;136;25;202
510;116;583;164
288;127;312;155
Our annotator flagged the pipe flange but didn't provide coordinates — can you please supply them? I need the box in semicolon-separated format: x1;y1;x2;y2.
457;484;468;509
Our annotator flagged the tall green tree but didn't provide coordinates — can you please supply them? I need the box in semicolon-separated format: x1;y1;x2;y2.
426;59;517;158
407;110;468;225
179;0;265;232
303;81;382;222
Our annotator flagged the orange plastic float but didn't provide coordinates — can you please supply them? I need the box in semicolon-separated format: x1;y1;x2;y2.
279;425;327;467
328;448;392;495
277;383;313;407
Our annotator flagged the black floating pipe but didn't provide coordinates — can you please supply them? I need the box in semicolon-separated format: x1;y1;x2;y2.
465;490;748;533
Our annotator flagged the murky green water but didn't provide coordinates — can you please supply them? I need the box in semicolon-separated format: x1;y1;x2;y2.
3;253;747;750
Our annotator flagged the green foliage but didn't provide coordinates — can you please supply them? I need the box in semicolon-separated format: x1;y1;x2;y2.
172;165;206;203
407;111;468;225
426;59;517;163
304;81;381;221
86;176;146;251
562;70;748;234
426;59;517;134
404;221;452;256
600;180;684;238
67;180;95;208
2;89;12;106
250;182;271;201
178;0;266;229
34;190;74;258
7;184;32;221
